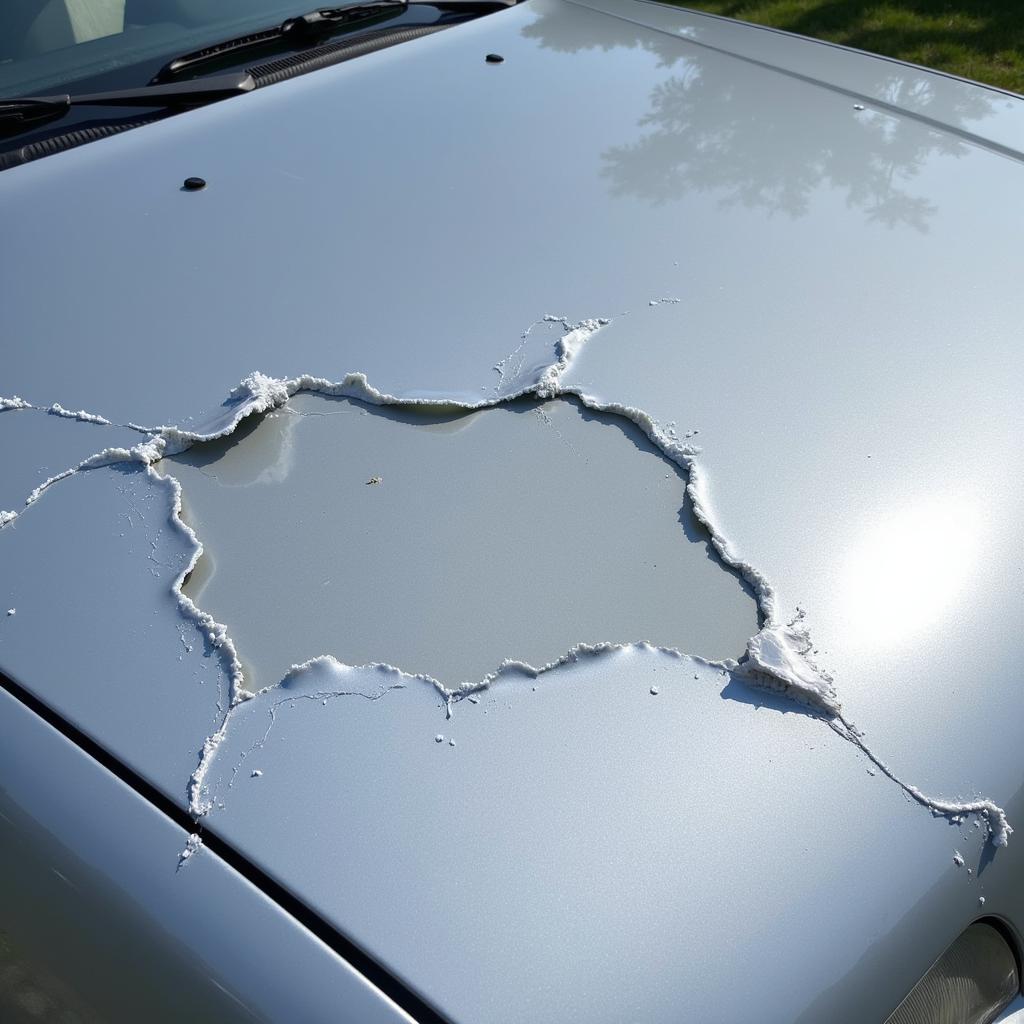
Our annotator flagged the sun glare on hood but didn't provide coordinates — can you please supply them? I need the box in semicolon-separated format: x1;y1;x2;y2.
840;497;983;649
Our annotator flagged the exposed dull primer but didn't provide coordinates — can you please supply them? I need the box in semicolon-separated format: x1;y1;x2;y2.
0;320;1012;847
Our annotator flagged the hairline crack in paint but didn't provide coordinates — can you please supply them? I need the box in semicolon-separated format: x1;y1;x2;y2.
0;316;1012;847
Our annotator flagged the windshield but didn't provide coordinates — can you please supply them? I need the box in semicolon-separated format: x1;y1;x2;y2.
0;0;339;96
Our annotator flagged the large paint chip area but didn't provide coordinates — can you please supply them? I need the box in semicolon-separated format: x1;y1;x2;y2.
164;393;759;692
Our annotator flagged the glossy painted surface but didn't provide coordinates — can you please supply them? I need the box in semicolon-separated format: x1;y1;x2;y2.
1;0;1023;1020
0;687;414;1023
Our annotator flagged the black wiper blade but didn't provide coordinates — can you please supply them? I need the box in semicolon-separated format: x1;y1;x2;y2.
284;1;409;38
154;0;515;81
155;3;407;81
0;72;255;137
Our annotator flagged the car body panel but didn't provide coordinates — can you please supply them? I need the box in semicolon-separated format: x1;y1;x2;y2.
0;686;414;1023
1;0;1022;1020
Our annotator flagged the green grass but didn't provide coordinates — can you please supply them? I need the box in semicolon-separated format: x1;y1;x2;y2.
668;1;1024;94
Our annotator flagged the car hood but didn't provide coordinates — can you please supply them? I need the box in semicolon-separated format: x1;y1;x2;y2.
2;1;1023;1020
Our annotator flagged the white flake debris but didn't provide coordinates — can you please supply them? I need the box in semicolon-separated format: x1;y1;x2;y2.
534;316;610;398
251;769;263;778
435;734;445;743
953;851;964;867
743;614;838;715
5;315;1012;848
650;685;660;695
47;403;112;426
492;321;536;392
5;609;14;616
366;475;382;485
188;718;230;817
448;738;456;747
830;718;1013;848
0;395;31;411
979;896;986;906
24;468;77;506
177;833;203;868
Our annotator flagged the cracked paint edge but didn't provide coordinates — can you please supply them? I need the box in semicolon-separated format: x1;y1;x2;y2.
0;319;1012;846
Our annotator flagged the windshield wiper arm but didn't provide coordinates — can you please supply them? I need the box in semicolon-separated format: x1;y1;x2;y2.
0;72;255;136
154;0;514;81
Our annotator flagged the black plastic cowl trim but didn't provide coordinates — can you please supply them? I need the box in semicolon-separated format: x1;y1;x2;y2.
0;23;448;172
0;116;159;170
248;24;447;86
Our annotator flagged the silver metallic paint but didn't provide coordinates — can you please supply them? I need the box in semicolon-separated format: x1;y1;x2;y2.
0;687;414;1023
1;1;1022;1020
